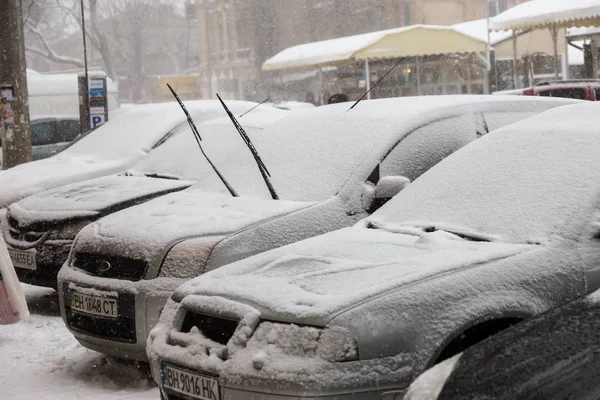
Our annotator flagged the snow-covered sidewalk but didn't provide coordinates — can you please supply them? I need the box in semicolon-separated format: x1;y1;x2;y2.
0;284;158;399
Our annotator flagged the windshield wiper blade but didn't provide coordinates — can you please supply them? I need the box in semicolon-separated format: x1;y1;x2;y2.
167;84;239;197
143;173;179;180
367;221;496;242
217;94;279;200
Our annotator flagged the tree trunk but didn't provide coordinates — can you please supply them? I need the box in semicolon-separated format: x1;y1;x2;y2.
0;0;32;170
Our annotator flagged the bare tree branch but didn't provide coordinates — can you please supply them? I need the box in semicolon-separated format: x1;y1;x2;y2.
25;20;85;67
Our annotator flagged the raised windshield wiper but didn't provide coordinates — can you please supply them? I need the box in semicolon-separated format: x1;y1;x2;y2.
167;84;239;197
366;221;497;242
216;94;279;200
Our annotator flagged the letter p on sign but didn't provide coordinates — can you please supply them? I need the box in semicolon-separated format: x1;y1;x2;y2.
91;115;106;129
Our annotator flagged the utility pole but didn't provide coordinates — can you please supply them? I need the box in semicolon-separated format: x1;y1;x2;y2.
0;0;32;170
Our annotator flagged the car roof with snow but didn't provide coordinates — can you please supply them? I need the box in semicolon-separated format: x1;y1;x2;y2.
172;101;600;324
181;95;578;202
368;100;600;244
0;100;268;208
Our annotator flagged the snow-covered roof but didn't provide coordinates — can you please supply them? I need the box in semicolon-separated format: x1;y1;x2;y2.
452;19;512;46
369;101;600;244
27;72;118;96
490;0;600;31
568;25;600;38
262;25;487;71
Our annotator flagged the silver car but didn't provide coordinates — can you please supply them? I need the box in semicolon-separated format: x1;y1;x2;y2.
2;109;286;289
147;101;600;400
58;95;574;362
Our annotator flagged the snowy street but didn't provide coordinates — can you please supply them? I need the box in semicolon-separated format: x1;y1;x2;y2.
0;285;157;400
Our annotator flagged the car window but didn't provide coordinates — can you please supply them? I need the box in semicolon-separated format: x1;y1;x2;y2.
483;111;540;131
595;89;600;101
31;121;57;146
379;114;478;181
56;120;81;142
538;88;586;100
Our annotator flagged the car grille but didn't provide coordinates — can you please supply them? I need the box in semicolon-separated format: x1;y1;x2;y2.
73;252;149;281
64;290;137;342
180;311;239;345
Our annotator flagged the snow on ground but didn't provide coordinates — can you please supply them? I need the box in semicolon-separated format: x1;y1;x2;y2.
0;284;158;400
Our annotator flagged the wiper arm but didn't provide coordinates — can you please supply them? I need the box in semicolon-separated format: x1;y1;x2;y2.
217;94;279;200
143;173;179;180
167;84;239;197
239;97;270;118
367;221;497;242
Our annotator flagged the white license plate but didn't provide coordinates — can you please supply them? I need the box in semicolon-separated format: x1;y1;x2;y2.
70;289;118;318
161;363;220;400
8;248;36;270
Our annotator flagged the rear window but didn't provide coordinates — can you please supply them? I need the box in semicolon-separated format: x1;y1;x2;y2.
57;120;81;142
538;88;586;100
31;121;57;146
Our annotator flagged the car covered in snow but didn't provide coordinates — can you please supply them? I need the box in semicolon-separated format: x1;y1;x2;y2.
146;100;600;400
404;289;600;400
56;95;576;362
0;100;264;210
2;109;287;288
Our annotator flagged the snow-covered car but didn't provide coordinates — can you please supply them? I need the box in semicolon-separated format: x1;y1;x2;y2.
146;100;600;400
2;109;287;288
56;95;576;362
0;100;264;209
403;289;600;400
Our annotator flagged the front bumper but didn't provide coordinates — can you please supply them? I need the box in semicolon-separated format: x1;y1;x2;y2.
9;240;73;288
160;386;405;400
58;265;185;361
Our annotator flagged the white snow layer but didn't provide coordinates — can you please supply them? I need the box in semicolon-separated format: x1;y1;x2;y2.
7;108;287;225
0;100;264;208
370;101;600;245
175;228;534;323
1;284;157;400
490;0;600;31
75;192;313;266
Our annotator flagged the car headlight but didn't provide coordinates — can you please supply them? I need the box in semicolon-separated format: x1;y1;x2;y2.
251;322;358;366
317;325;359;362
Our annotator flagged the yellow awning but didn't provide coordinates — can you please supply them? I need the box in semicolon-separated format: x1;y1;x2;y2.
262;25;488;72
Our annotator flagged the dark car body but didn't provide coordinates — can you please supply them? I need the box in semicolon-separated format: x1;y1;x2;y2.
406;292;600;400
0;116;81;163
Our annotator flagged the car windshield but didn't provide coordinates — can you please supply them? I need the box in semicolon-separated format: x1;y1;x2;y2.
369;108;600;244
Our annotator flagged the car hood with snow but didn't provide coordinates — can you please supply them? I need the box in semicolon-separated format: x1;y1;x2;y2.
73;190;315;272
5;175;194;230
174;227;535;325
4;109;287;230
0;100;270;208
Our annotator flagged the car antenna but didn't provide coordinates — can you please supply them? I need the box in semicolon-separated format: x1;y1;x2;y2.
167;84;239;197
216;93;280;200
239;97;271;118
348;57;405;111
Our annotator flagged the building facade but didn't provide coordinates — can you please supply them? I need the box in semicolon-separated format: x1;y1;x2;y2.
197;0;530;101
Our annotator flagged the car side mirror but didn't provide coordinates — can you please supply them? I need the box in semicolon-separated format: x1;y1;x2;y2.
375;176;410;200
369;176;410;213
